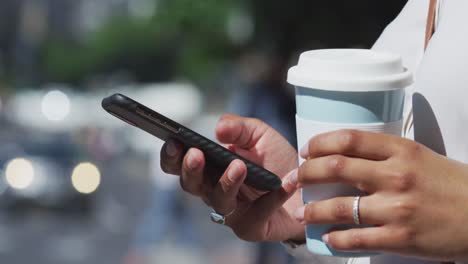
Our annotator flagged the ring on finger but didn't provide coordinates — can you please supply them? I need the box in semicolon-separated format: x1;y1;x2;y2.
210;208;236;225
353;196;362;225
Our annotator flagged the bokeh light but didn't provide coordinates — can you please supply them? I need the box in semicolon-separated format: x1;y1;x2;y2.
71;163;101;194
128;0;157;20
5;158;35;190
226;9;254;45
41;90;71;121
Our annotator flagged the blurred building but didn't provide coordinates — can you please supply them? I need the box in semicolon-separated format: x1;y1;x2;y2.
0;0;138;41
0;0;73;84
0;0;155;85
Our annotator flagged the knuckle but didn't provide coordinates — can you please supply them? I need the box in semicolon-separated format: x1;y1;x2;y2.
391;226;417;249
391;200;416;222
327;155;346;175
400;141;424;158
349;230;366;249
243;116;267;130
408;142;423;155
398;227;417;245
332;199;351;221
221;178;236;193
247;118;269;133
337;130;360;152
390;170;416;192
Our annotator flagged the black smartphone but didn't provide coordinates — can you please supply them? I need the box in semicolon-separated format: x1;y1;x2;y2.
102;93;282;191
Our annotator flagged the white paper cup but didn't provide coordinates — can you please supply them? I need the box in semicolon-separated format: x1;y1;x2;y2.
288;49;413;257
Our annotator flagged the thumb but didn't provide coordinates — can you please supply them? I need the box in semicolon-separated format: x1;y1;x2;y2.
243;169;298;226
215;114;269;149
230;169;299;241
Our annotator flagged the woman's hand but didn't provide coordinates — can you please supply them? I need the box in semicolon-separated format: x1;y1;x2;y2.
293;130;468;261
160;114;304;242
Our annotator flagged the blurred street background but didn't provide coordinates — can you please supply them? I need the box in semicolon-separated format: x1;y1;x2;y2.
0;1;407;263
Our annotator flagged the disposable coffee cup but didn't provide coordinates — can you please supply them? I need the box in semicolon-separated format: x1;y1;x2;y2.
287;49;413;257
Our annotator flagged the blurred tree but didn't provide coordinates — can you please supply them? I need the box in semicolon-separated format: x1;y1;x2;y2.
43;0;241;87
40;0;406;88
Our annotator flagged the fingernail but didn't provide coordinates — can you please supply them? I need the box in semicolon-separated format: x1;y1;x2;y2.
299;142;309;159
294;206;305;222
282;170;293;188
282;169;297;190
187;154;200;170
228;162;243;182
218;118;231;128
289;169;298;187
322;234;330;244
166;141;178;157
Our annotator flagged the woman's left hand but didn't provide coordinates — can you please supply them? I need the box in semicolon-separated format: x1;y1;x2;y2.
292;130;468;261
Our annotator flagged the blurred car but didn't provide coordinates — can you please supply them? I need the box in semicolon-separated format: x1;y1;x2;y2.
0;132;100;215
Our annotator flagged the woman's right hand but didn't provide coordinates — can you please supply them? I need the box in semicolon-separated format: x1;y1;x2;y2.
160;114;305;242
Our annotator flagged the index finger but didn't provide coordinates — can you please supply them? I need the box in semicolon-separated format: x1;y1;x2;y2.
215;114;269;149
300;130;402;160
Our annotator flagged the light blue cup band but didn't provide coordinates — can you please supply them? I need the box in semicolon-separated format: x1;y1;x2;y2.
306;224;377;257
295;87;405;123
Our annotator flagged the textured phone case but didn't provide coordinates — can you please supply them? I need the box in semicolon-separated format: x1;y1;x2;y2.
178;127;282;191
102;93;282;192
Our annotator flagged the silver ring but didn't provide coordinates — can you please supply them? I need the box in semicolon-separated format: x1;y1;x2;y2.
210;208;236;225
353;196;361;225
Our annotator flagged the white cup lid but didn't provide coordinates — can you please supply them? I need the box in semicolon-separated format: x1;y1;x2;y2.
287;49;413;92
